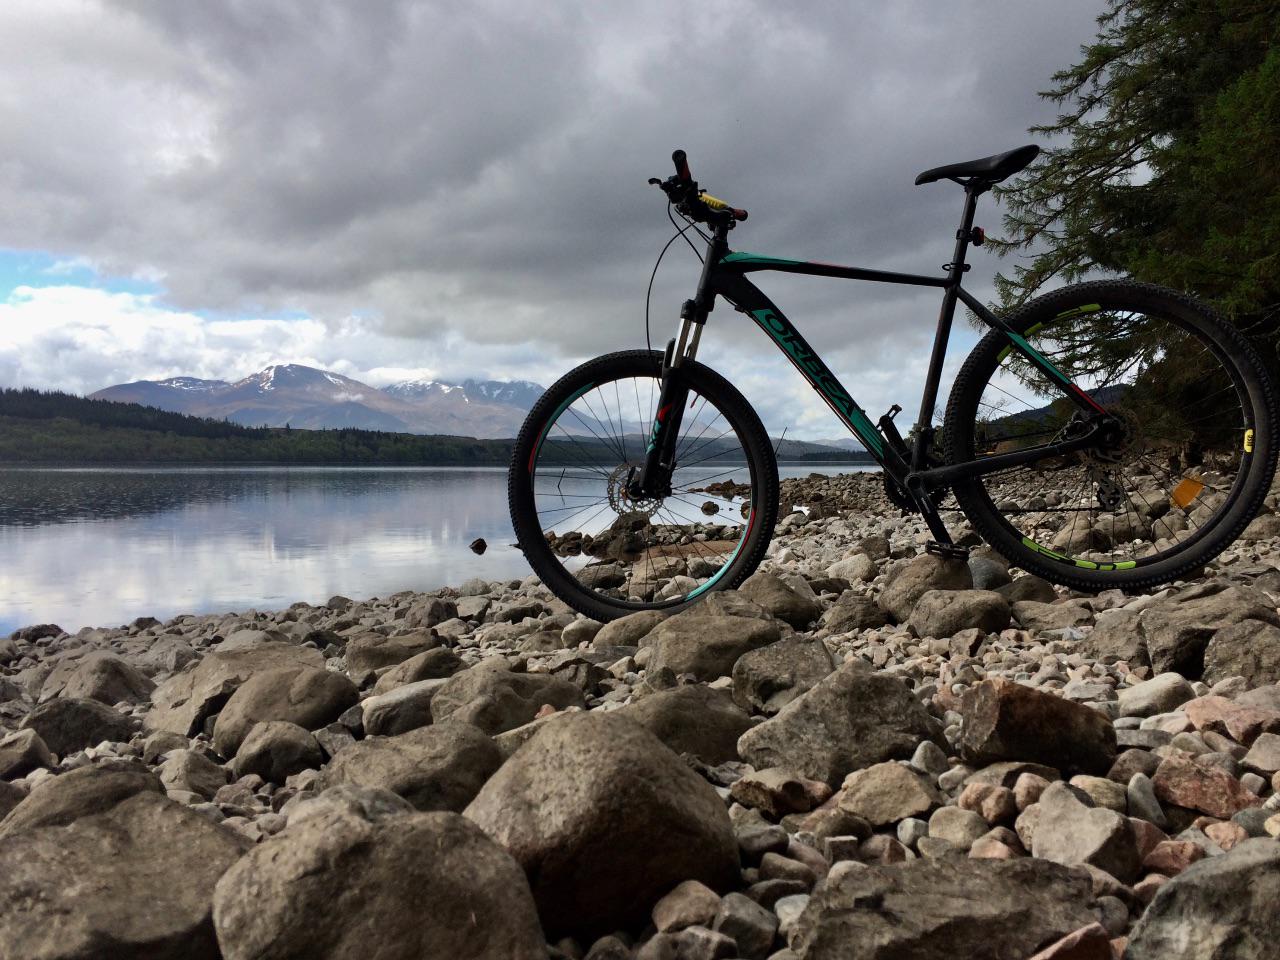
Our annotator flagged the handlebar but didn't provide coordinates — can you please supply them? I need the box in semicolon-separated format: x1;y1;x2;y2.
650;149;748;224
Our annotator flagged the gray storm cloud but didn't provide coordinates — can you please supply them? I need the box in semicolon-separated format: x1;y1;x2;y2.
0;0;1105;433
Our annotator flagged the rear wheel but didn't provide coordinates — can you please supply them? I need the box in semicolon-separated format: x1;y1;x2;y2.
509;350;779;621
944;280;1277;591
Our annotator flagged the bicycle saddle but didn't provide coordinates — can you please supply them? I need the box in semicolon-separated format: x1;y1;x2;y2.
914;144;1040;186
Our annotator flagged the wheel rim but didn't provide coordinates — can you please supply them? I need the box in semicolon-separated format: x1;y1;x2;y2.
962;300;1256;571
526;373;759;609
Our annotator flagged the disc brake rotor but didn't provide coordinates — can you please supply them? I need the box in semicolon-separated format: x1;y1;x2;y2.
606;463;661;520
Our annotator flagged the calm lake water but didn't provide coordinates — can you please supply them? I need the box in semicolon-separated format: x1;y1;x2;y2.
0;464;874;634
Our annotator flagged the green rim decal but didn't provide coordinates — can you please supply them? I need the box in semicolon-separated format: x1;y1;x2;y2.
1055;303;1101;319
1020;536;1137;570
529;385;594;471
721;252;805;267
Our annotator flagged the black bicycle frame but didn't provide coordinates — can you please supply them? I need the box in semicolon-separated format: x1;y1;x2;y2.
637;186;1112;548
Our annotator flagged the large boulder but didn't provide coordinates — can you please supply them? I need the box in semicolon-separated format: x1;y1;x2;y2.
212;806;544;960
41;651;155;705
959;678;1117;776
465;711;737;939
322;722;502;812
731;636;835;715
620;684;752;764
362;678;450;736
0;792;249;960
430;660;585;735
145;642;324;737
0;728;54;779
878;553;972;623
19;697;138;757
1030;781;1140;883
1082;608;1148;665
344;631;443;681
232;721;324;783
1203;619;1280;688
591;609;667;648
821;592;891;634
737;660;941;785
647;614;780;681
1140;583;1280;677
211;666;358;759
370;648;463;695
790;856;1097;959
738;571;822;628
908;589;1011;638
1127;838;1280;960
0;762;162;838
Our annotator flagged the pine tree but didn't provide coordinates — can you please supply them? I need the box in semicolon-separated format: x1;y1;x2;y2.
993;0;1280;362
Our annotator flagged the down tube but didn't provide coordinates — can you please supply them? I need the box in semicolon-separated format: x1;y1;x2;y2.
717;274;889;463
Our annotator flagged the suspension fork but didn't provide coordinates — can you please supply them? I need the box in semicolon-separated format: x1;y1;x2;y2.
632;304;705;497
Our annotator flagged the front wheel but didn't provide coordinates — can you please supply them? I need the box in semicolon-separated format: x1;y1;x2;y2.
509;350;779;621
944;279;1277;592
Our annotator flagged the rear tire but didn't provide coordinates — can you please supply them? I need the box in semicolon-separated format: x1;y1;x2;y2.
944;280;1277;592
508;350;779;621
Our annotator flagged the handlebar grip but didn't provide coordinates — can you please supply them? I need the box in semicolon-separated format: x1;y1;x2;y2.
699;192;749;221
672;149;691;182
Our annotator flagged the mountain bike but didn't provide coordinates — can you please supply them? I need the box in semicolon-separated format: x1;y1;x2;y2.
508;147;1277;622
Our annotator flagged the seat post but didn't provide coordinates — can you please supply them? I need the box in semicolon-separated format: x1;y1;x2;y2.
912;181;985;466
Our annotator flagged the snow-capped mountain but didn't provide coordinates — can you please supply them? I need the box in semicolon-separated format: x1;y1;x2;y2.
90;364;546;438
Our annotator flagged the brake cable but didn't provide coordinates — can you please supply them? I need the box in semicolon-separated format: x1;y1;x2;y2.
644;202;700;355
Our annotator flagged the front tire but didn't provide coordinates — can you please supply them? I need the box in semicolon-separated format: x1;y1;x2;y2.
508;350;779;621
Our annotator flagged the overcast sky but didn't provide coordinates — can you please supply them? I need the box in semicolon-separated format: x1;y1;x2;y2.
0;0;1106;439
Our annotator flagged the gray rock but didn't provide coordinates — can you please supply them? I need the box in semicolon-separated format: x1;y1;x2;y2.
403;596;459;629
738;660;941;785
967;550;1011;590
213;808;545;960
362;678;450;736
791;856;1096;959
19;697;138;757
996;575;1058;603
878;553;972;623
652;879;721;933
1011;600;1095;633
927;806;989;850
146;642;325;737
839;762;942;826
591;609;668;648
286;783;415;825
0;762;163;838
344;631;443;680
739;571;822;628
711;892;778;960
211;665;358;759
1127;838;1280;960
0;793;249;960
159;749;229;799
1242;732;1280;776
0;728;54;779
323;721;502;812
1203;619;1280;688
465;711;737;939
821;592;890;634
1142;584;1280;678
1117;672;1197;717
959;678;1117;775
1127;771;1168;828
370;647;463;695
46;651;156;705
908;589;1011;638
1082;608;1148;665
431;659;585;735
1031;781;1140;883
732;636;835;715
232;720;324;783
826;553;878;583
0;781;23;819
647;614;781;681
621;684;752;764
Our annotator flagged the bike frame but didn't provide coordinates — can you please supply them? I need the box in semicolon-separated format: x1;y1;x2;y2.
640;185;1112;550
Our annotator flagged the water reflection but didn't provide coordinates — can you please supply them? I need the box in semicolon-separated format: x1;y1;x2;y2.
0;464;871;634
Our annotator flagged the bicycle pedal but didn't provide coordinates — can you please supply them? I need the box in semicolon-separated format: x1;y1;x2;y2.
925;540;970;561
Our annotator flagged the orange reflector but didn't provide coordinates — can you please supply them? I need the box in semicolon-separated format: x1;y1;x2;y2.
1171;477;1205;509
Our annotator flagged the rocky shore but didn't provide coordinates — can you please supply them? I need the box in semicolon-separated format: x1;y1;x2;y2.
2;470;1280;959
